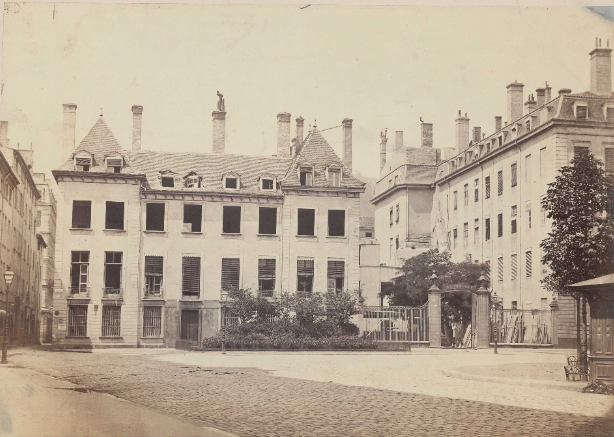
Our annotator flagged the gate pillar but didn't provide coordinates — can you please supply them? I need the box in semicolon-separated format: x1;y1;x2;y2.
428;284;443;348
472;289;490;349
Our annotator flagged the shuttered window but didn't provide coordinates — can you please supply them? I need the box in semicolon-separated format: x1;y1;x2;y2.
498;170;503;195
485;260;491;283
605;148;614;175
463;223;468;247
474;219;479;244
182;256;201;296
474;179;479;202
143;307;162;338
464;184;468;206
498;213;503;237
485;218;490;241
497;257;504;282
297;259;314;292
576;105;588;119
145;256;163;295
526;251;532;277
511;254;518;280
258;258;276;297
327;260;345;293
485;176;491;199
221;258;240;291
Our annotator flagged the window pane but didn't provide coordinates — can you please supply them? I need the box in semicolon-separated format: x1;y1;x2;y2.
146;203;165;231
223;206;241;234
72;201;91;228
183;204;202;233
262;179;274;190
328;210;345;237
298;208;315;236
225;177;237;189
259;207;277;235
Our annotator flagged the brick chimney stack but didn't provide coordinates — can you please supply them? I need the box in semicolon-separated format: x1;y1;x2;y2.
455;110;470;153
0;121;8;146
472;127;481;144
276;113;291;158
380;129;388;172
506;81;524;124
296;117;304;149
494;116;502;132
421;122;433;148
132;105;143;152
61;103;77;164
535;88;546;108
590;38;612;95
212;111;226;153
342;118;353;173
395;131;403;151
525;94;537;114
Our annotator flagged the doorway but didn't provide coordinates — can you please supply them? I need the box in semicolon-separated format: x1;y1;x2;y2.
180;310;199;341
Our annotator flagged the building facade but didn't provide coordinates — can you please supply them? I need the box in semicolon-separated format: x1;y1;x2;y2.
34;172;57;343
0;121;44;346
51;102;364;348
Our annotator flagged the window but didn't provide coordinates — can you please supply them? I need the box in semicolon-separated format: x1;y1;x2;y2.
453;228;457;248
474;219;479;244
498;136;502;147
327;260;345;293
298;208;316;236
540;147;547;176
107;159;122;174
161;177;174;188
541;196;547;224
297;258;314;292
525;155;531;183
525;120;531;132
75;157;91;172
485;176;490;199
145;256;163;295
497;257;503;282
395;204;400;222
526;201;532;229
300;168;313;186
146;203;165;231
143;307;162;337
511;164;517;187
365;232;372;238
105;201;124;230
395;236;399;250
259;207;277;235
225;177;237;189
183;204;202;233
36;210;41;227
485;259;491;282
68;305;88;337
328;210;345;237
104;252;123;293
453;191;458;210
463;223;468;247
261;178;274;190
222;205;241;234
182;256;201;296
497;171;503;196
102;306;121;337
605;148;614;175
464;184;468;206
607;107;614;122
389;238;393;259
574;145;589;159
576;105;588;120
474;179;479;202
72;200;91;229
70;251;89;292
258;258;276;297
511;254;518;280
511;206;517;234
389;207;393;226
498;213;503;237
186;175;201;188
447;231;451;249
221;258;240;291
329;169;341;187
526;251;532;277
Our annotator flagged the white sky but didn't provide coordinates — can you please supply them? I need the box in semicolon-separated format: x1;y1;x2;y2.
1;4;613;185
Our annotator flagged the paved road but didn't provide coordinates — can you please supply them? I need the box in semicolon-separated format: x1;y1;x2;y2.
7;348;614;437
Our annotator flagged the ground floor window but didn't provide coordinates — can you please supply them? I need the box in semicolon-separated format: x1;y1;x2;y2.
68;305;88;337
143;307;162;337
102;306;121;337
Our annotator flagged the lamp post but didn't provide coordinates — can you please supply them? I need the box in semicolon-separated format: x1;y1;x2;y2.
1;266;15;364
490;287;503;355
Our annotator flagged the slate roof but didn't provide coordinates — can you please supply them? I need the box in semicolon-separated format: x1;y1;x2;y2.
359;217;374;229
282;129;365;190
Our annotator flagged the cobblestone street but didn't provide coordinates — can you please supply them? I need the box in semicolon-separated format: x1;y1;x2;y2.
6;348;614;437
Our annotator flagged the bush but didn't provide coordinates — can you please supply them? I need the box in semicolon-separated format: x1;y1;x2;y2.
202;332;377;350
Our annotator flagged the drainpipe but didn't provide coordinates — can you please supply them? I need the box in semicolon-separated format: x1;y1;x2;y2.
406;186;410;249
516;142;522;308
480;164;484;266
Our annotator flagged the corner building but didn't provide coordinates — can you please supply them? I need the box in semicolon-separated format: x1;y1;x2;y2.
52;103;364;348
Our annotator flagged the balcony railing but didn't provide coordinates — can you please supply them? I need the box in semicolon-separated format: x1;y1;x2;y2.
144;287;164;298
103;287;123;298
68;287;90;298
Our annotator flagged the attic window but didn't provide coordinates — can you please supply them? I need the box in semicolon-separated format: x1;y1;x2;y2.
328;169;341;187
576;105;588;120
300;168;313;186
106;158;122;173
186;175;201;188
161;177;174;188
606;107;614;122
225;177;238;189
261;178;274;191
75;157;92;172
525;120;531;132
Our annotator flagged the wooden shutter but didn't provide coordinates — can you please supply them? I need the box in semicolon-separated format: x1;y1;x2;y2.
526;251;532;277
497;171;503;195
297;259;314;275
605;149;614;175
327;260;344;279
497;257;503;282
511;254;518;280
258;259;276;280
145;256;163;276
221;258;240;290
182;256;201;295
485;176;490;198
107;159;122;167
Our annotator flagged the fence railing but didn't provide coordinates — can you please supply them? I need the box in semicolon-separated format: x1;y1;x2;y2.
491;308;552;345
357;304;429;342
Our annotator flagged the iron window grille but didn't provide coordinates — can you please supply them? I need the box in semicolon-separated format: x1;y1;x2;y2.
497;171;503;196
68;305;88;337
143;307;162;337
102;306;121;337
485;176;491;199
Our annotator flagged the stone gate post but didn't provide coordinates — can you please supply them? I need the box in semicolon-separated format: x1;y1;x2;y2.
550;299;559;347
473;288;490;349
428;284;442;348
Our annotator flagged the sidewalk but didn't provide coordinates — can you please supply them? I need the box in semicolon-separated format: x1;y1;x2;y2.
0;362;235;437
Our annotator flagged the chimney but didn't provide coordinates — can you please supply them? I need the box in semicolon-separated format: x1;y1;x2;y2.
472;126;481;144
535;88;546;108
0;121;8;146
494;116;502;132
558;88;572;96
131;105;143;151
395;131;403;151
590;38;612;95
421;122;433;148
212;110;226;153
296;116;304;150
506;81;524;123
455;110;470;153
276;113;291;157
380;129;388;172
525;94;537;114
545;82;552;103
342;118;353;173
61;103;77;164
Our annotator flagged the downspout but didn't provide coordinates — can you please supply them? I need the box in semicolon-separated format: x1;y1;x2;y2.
516;142;522;308
406;186;410;248
480;164;484;267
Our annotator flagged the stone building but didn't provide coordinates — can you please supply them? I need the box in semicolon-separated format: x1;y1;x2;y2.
0;121;44;346
34;172;57;343
51;101;364;348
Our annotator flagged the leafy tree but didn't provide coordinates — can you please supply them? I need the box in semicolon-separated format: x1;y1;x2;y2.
541;151;614;369
225;288;279;324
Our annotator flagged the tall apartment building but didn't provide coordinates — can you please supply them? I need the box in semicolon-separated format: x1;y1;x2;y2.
34;172;57;343
0;121;45;346
51;101;364;348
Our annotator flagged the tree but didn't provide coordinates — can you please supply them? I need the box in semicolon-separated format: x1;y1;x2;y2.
541;151;614;370
225;288;279;324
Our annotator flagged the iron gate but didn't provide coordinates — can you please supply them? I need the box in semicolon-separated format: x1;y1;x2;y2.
358;304;429;342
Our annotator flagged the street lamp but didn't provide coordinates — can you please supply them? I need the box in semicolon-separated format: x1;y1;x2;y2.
1;266;15;364
490;287;503;355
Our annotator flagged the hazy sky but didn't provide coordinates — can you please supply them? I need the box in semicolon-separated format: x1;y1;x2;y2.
1;4;613;186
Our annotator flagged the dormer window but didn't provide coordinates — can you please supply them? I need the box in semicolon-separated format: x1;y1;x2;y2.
498;136;503;147
161;177;174;188
106;158;122;174
75;156;92;172
525;119;531;132
225;177;237;189
300;167;313;186
261;178;274;191
576;105;588;120
186;175;201;188
328;168;341;187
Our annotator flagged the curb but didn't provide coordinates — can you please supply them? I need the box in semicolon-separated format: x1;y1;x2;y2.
441;368;585;392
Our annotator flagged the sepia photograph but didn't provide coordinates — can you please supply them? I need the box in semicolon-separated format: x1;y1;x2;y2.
0;1;613;436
